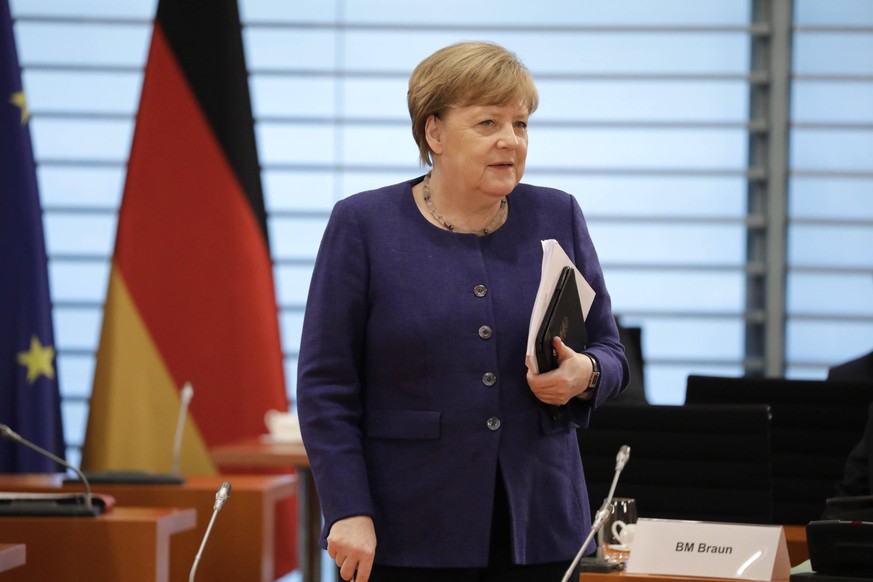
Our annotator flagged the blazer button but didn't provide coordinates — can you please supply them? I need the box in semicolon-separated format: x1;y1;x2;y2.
482;372;497;386
478;325;492;340
473;285;487;297
487;416;501;431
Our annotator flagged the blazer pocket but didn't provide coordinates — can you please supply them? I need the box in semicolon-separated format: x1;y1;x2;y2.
366;409;441;440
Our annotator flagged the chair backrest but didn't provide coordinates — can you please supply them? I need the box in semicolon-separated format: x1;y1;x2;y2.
577;403;773;524
684;374;873;525
611;322;647;405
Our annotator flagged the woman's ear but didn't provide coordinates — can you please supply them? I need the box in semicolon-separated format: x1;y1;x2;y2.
424;114;443;156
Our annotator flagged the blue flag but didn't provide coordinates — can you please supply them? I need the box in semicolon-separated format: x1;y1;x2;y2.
0;0;66;472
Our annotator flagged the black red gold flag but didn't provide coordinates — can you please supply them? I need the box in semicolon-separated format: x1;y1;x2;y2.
81;0;296;574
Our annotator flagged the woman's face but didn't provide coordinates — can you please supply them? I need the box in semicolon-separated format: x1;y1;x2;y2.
426;100;529;199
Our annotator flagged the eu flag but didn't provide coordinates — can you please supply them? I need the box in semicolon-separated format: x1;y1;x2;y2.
0;0;66;472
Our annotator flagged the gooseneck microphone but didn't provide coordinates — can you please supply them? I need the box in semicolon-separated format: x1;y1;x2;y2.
72;381;193;485
606;445;631;502
172;382;194;475
214;480;231;511
560;444;631;582
189;480;232;582
0;422;95;512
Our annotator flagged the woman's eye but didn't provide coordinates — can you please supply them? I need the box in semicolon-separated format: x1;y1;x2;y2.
514;121;528;130
480;119;495;127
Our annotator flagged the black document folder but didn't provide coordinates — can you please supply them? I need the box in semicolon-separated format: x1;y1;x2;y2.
0;492;109;517
806;519;873;579
64;471;185;486
535;266;588;372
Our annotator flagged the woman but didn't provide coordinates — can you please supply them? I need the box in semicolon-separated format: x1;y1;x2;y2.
297;41;629;582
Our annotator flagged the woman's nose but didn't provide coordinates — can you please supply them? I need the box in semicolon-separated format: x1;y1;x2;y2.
496;124;519;148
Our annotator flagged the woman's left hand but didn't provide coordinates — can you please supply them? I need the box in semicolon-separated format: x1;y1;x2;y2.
526;337;594;404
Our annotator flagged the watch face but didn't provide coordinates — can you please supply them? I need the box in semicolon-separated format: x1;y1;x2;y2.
588;371;600;389
583;353;600;389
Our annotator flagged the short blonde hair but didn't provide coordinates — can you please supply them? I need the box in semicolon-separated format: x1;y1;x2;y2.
408;41;539;166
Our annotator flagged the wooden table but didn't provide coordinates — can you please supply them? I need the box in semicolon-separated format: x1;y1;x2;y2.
0;544;25;575
211;438;326;582
783;524;808;565
0;474;295;582
0;507;194;581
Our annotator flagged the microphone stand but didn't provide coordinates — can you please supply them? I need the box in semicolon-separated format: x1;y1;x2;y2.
0;422;95;513
189;481;231;582
71;382;193;485
172;382;194;475
560;445;631;582
561;502;611;582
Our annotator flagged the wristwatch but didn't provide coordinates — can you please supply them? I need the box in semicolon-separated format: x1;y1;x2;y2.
582;352;601;391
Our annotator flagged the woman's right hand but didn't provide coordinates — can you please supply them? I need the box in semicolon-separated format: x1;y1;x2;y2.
327;515;377;581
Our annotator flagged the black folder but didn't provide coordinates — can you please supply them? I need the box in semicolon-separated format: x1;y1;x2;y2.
63;470;185;486
805;519;873;579
0;492;110;517
535;266;588;372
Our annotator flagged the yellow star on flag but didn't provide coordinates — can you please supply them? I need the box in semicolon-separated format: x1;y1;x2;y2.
10;91;30;124
17;335;56;384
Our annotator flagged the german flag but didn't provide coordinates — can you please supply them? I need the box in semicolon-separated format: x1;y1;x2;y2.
81;0;295;574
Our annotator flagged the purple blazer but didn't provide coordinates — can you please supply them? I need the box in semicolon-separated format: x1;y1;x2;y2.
297;176;629;568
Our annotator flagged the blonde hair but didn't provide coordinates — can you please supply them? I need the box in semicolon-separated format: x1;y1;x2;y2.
407;41;539;166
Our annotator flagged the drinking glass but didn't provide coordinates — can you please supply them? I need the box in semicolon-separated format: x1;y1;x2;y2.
598;497;637;563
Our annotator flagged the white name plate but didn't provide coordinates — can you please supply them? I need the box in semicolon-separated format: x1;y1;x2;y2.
625;518;791;580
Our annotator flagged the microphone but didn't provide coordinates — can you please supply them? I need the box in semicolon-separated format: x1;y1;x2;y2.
189;480;232;582
560;444;631;582
71;381;192;485
214;480;231;511
172;382;194;475
0;422;97;514
607;445;631;500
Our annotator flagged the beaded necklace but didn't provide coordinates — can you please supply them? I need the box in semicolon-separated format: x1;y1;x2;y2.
422;172;507;235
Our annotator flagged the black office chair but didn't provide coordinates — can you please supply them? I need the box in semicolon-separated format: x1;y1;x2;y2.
684;375;873;525
577;403;773;524
609;321;647;405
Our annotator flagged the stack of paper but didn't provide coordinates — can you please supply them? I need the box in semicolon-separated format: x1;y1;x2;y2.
526;239;596;374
